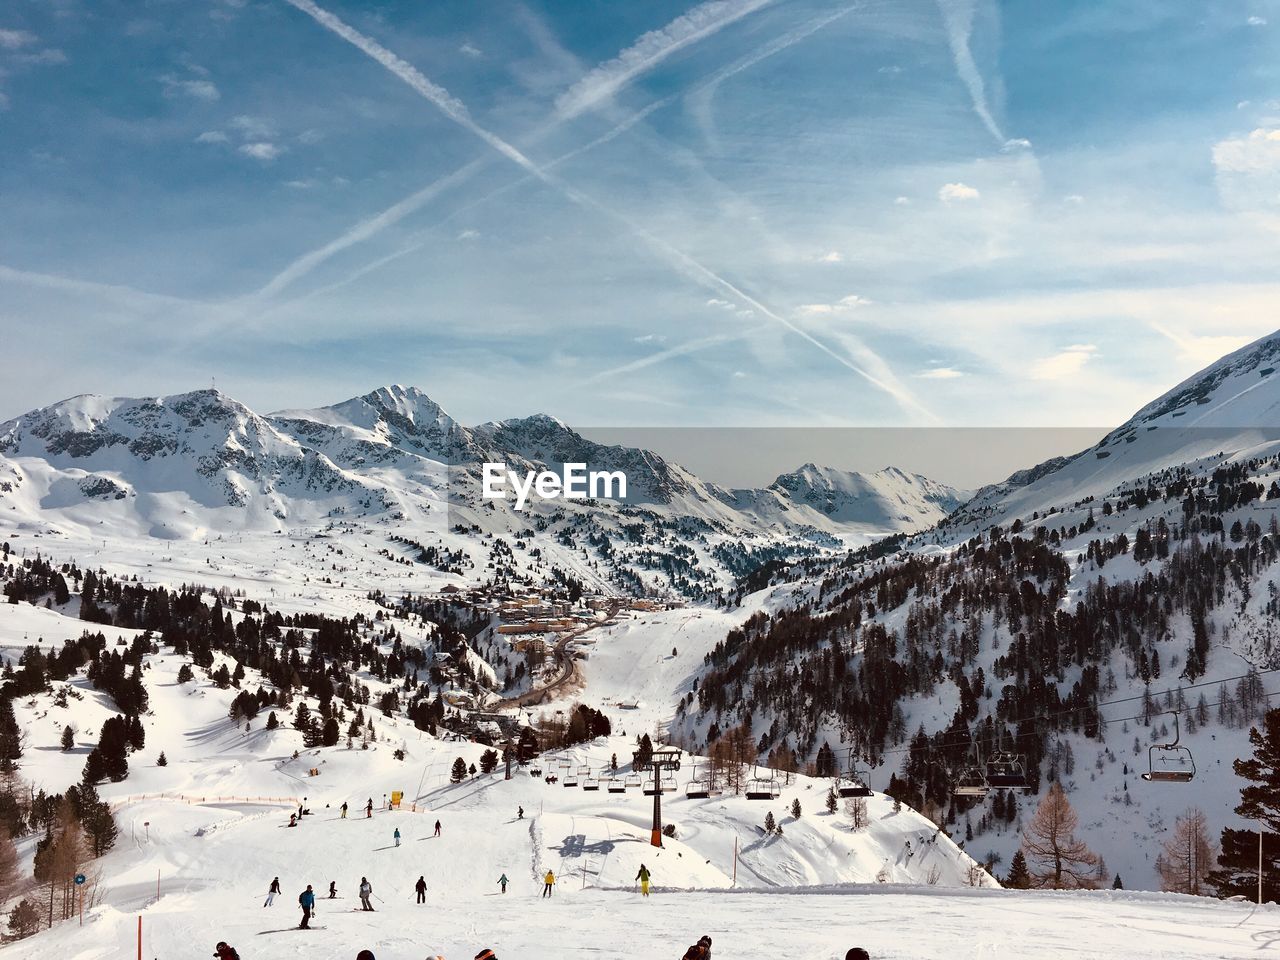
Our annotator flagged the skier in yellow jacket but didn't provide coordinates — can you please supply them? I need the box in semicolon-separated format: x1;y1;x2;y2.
542;870;555;898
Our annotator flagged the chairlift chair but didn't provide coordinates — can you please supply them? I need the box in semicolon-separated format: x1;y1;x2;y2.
745;777;782;801
836;773;874;799
685;778;711;800
582;776;600;791
529;765;543;777
606;778;627;794
985;752;1027;789
1142;712;1196;783
624;772;642;789
642;777;660;796
577;763;591;776
953;765;989;799
563;773;579;787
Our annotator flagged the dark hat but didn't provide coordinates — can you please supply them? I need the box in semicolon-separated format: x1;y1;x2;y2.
475;950;497;960
699;936;712;945
846;950;870;960
356;951;376;960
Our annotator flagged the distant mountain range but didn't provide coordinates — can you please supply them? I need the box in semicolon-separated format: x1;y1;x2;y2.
0;385;965;596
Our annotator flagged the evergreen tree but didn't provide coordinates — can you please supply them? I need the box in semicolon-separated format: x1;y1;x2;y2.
1004;850;1032;889
1112;874;1123;890
764;811;777;834
1208;828;1280;902
265;711;279;731
479;749;499;774
156;751;167;767
450;757;467;783
60;725;74;752
176;663;194;684
826;786;838;814
1234;708;1280;830
790;798;802;819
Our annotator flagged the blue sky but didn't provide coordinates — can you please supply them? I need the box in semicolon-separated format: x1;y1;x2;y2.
2;0;1279;429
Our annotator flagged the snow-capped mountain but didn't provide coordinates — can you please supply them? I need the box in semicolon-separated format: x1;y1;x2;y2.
743;463;967;529
947;329;1280;535
0;385;962;598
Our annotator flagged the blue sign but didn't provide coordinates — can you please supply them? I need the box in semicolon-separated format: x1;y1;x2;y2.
74;874;85;885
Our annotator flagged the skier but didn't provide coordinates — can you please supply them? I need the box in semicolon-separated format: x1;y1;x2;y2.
328;881;337;899
517;806;524;820
288;813;297;827
359;876;374;911
497;872;509;894
298;884;315;929
680;936;712;960
635;863;651;896
340;801;348;819
394;827;401;848
366;798;373;819
434;819;442;837
542;869;555;897
213;942;240;960
415;875;427;904
264;876;281;907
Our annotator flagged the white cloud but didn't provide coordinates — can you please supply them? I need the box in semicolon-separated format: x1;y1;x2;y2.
1213;127;1280;174
706;298;733;308
815;250;843;263
939;182;980;203
1030;344;1097;380
239;142;284;161
298;128;324;145
633;334;667;345
0;29;36;50
196;130;229;144
798;294;871;316
1063;194;1085;204
456;229;480;240
1248;16;1267;26
231;115;276;138
555;0;773;119
459;42;482;58
732;370;747;378
285;178;319;189
16;48;66;65
161;76;220;102
915;367;965;380
894;196;910;206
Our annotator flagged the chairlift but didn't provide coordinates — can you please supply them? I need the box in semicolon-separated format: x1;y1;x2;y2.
685;778;711;800
577;763;591;776
1141;712;1195;783
985;752;1027;789
529;765;543;777
583;776;600;792
745;776;781;801
606;778;627;794
836;773;873;799
624;772;642;789
563;773;579;787
557;757;573;769
953;765;989;799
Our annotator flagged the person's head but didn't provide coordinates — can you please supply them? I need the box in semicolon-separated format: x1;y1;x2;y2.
306;884;312;890
699;936;712;948
361;876;367;882
475;950;496;960
846;949;870;960
357;951;376;960
214;942;230;957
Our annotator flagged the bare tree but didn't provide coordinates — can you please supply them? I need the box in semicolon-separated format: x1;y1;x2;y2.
846;797;869;832
1020;782;1100;889
0;827;18;904
1156;808;1218;895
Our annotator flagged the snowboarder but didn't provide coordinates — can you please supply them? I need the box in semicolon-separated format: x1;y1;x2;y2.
497;873;509;894
542;869;555;897
415;875;427;904
213;941;240;960
328;881;337;899
298;884;315;929
359;877;374;911
366;798;373;819
434;819;442;837
636;863;651;896
517;806;524;820
340;801;348;819
264;876;281;907
394;827;401;848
